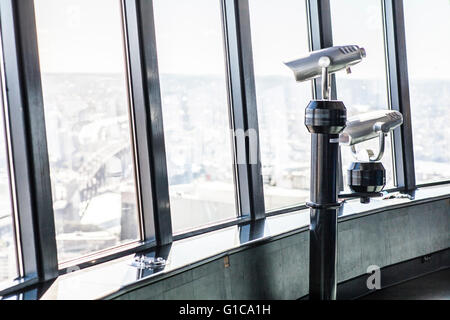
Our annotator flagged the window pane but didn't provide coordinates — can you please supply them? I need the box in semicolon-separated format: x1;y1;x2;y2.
249;0;311;211
331;0;394;191
153;0;236;233
404;0;450;184
0;85;17;284
35;0;140;263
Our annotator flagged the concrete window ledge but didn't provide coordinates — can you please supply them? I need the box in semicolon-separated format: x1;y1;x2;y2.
2;185;449;300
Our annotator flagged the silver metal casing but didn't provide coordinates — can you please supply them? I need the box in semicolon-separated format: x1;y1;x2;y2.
284;45;366;82
340;110;403;146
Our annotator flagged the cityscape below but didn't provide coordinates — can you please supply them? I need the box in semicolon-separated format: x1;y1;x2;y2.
1;73;449;283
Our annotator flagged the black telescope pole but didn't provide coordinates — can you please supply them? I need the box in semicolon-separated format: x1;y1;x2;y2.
306;97;346;300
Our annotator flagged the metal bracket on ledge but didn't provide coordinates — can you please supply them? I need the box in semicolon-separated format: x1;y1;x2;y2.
131;256;167;270
351;131;386;162
382;192;414;201
338;192;384;204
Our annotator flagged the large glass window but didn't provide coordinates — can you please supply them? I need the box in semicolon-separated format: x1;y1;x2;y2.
34;0;140;263
0;74;17;284
331;0;394;191
249;0;311;211
404;0;450;184
153;0;237;233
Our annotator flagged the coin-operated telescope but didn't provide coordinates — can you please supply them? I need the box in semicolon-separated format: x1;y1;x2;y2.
340;110;403;202
285;45;366;301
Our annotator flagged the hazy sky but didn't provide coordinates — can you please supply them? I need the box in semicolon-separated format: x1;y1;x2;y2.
34;0;450;78
331;0;386;80
153;0;225;75
35;0;126;74
404;0;450;79
249;0;310;78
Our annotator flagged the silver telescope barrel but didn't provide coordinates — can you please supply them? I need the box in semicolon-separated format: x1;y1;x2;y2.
340;110;403;146
284;45;366;82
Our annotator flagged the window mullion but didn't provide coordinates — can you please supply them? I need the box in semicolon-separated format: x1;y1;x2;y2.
222;0;265;220
122;0;172;245
307;0;335;100
0;0;58;281
382;0;416;191
307;0;344;192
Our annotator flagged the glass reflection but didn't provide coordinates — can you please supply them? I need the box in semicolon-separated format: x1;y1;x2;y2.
153;0;237;233
331;0;394;190
35;0;140;263
404;0;450;184
0;87;17;284
249;0;311;211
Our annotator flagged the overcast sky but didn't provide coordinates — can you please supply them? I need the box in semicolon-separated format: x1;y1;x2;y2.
34;0;450;79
